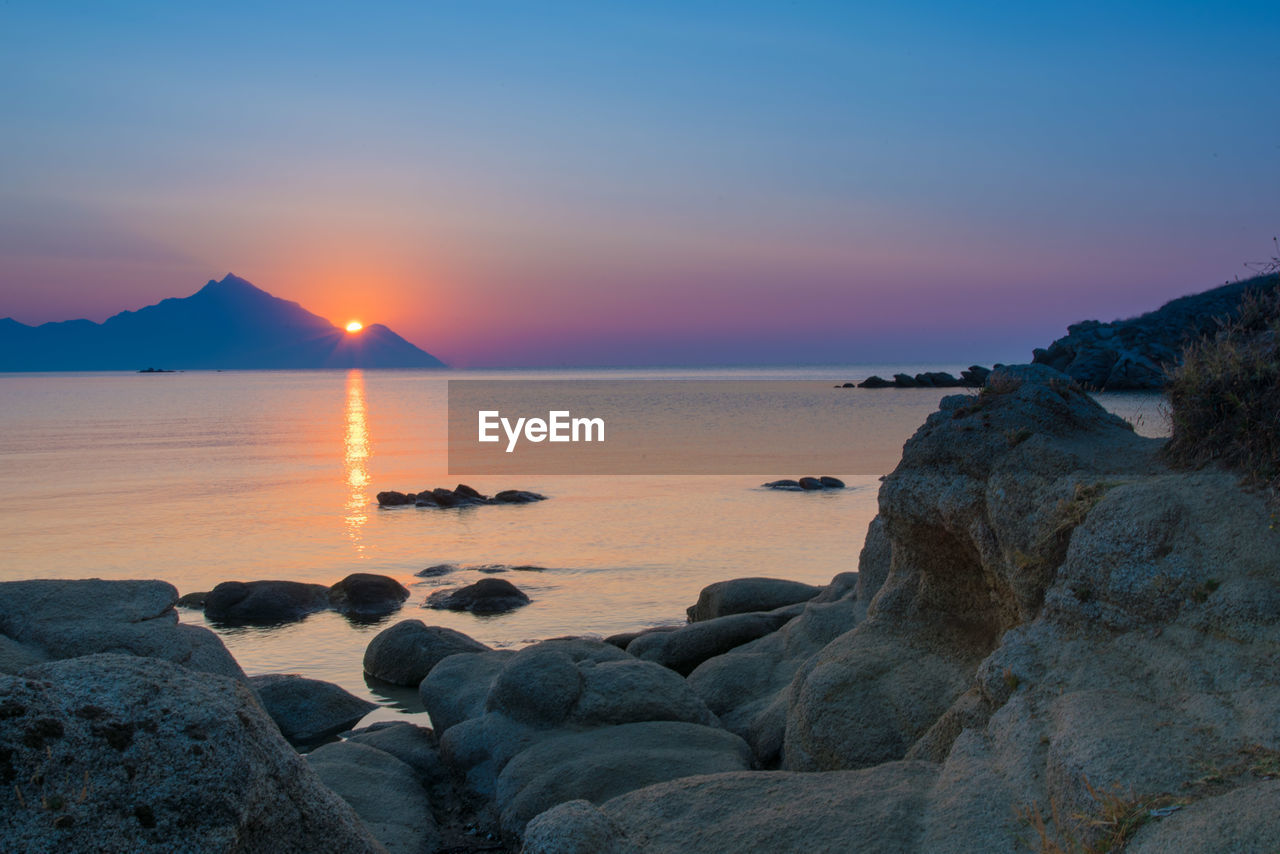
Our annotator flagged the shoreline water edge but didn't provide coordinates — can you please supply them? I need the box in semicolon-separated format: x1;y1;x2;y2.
2;363;1278;852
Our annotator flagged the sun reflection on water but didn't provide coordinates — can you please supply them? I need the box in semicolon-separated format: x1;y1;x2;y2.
344;369;370;555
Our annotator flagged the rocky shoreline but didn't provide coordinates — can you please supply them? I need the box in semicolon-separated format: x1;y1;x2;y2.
3;364;1279;852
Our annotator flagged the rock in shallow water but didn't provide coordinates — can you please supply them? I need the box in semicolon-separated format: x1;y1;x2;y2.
379;485;548;507
0;653;381;853
326;572;410;616
202;579;329;625
425;577;531;613
363;619;492;686
249;673;376;747
761;476;845;491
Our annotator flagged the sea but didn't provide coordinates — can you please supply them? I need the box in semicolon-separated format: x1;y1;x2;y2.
0;366;1167;727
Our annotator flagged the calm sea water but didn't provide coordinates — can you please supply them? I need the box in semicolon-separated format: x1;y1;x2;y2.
0;367;1167;725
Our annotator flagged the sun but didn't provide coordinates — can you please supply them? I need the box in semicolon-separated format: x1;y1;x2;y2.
345;321;363;333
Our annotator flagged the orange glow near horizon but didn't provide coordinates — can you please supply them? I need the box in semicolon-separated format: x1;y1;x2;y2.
345;321;363;333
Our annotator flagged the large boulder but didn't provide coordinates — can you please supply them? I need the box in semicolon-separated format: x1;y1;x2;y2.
494;721;753;839
420;648;515;734
686;577;822;622
627;608;801;675
306;740;439;854
202;579;329;625
363;619;491;687
326;573;410;617
522;761;939;854
0;654;380;853
0;578;243;680
343;721;452;803
249;674;376;747
425;578;530;613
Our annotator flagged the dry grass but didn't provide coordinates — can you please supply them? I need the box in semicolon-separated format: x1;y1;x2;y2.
1017;778;1186;853
1164;282;1280;500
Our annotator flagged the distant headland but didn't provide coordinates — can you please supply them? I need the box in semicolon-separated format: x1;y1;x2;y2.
0;274;446;371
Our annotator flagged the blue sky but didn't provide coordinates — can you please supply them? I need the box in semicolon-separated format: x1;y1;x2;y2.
2;1;1277;365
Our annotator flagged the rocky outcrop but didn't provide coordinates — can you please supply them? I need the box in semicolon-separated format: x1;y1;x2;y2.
378;484;548;508
249;673;376;747
0;578;243;680
363;619;492;686
522;363;1280;851
0;654;381;853
782;364;1158;772
853;366;990;389
1032;272;1280;389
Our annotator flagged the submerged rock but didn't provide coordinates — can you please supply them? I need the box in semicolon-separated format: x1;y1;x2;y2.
0;654;380;853
249;673;376;747
425;578;531;614
492;489;547;504
416;563;458;577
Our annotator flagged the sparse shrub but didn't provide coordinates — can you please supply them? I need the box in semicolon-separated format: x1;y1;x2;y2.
1003;667;1022;692
1165;283;1280;498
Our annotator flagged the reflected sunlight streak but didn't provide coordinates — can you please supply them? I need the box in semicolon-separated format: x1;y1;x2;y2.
344;369;370;555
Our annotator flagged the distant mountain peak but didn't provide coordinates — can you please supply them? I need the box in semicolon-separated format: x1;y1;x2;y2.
0;274;446;371
197;273;270;298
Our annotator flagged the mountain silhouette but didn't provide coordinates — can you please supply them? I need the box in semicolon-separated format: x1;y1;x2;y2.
0;274;445;370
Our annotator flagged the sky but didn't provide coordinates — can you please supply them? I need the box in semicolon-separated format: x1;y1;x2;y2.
1;1;1277;367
